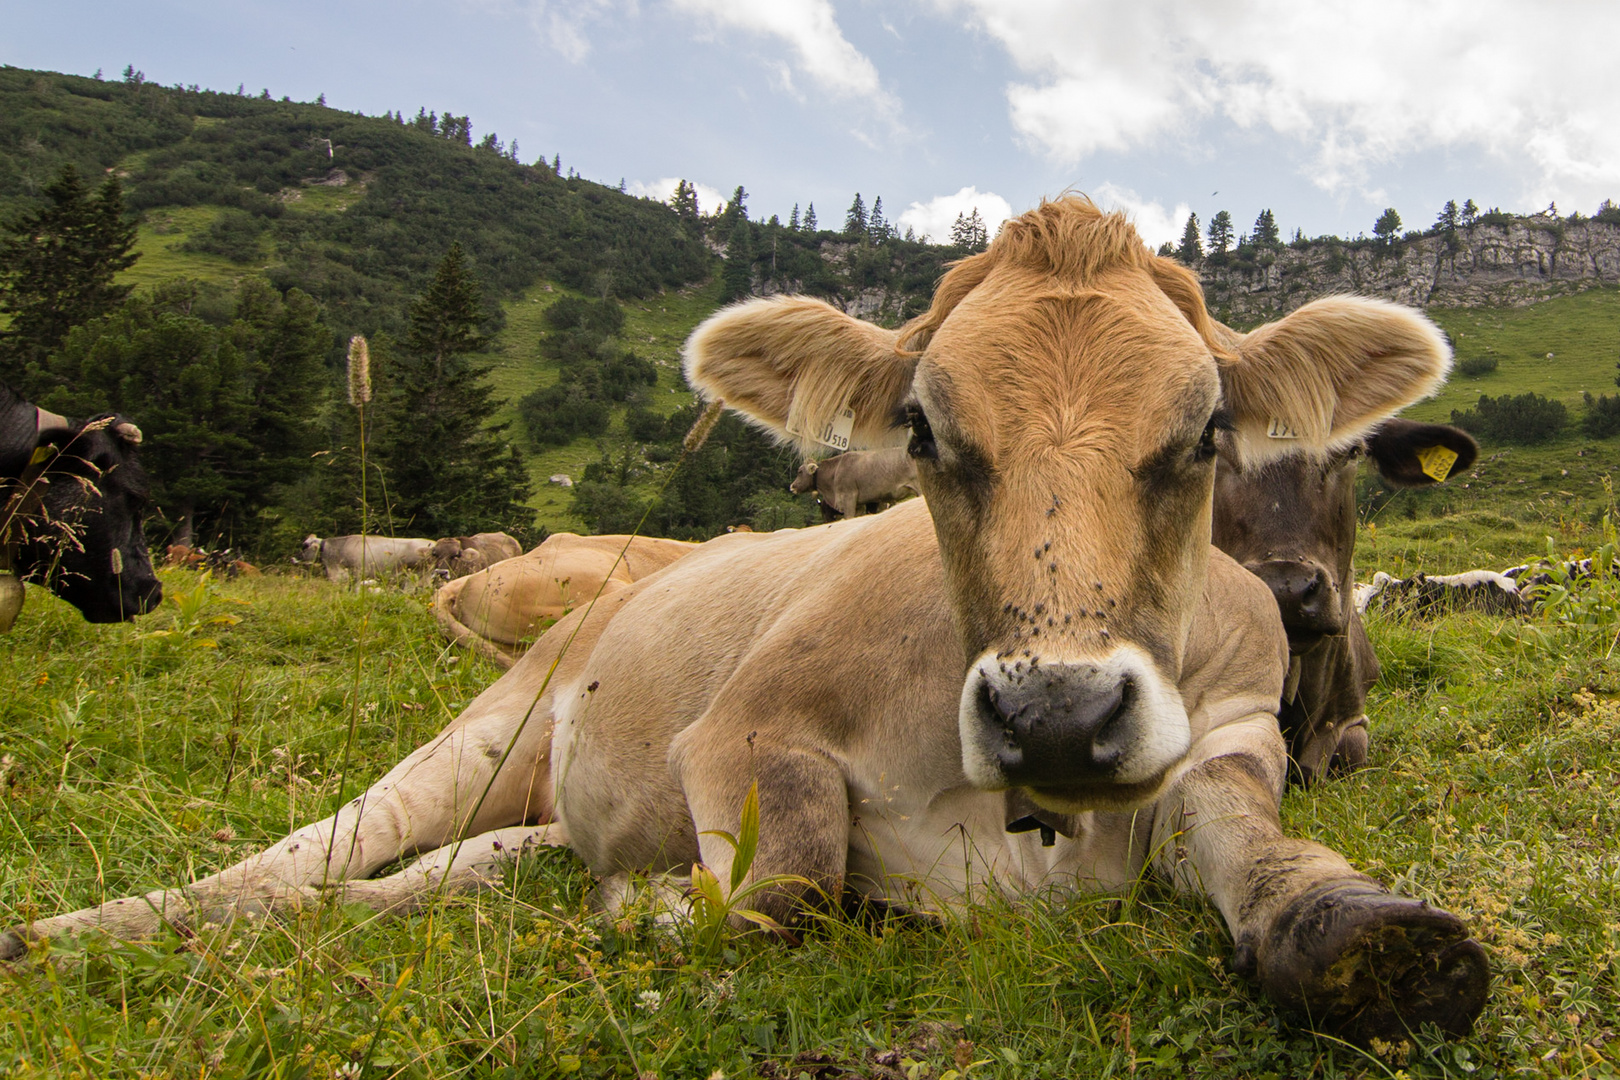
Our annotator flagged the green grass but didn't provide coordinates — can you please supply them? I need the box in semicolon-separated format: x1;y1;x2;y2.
487;278;722;535
3;555;1619;1077
1413;287;1620;423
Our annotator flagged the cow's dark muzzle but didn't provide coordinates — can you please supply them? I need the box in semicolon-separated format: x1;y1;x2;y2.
974;662;1134;785
1248;559;1344;646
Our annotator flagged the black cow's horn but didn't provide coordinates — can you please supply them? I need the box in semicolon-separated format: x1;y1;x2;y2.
113;422;143;444
35;407;72;439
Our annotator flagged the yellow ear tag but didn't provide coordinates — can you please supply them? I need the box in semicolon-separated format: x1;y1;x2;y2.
1266;417;1301;439
1416;444;1458;482
29;446;53;465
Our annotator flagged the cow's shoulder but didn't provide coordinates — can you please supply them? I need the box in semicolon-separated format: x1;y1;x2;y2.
1180;549;1291;738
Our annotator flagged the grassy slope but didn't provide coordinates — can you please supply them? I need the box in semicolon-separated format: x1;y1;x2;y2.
484;278;720;534
2;569;1615;1078
1355;287;1620;577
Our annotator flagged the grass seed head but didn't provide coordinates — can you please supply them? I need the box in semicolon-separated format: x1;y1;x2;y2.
347;335;372;406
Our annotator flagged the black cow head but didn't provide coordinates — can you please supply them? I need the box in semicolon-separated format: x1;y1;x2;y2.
4;394;163;623
1212;419;1478;651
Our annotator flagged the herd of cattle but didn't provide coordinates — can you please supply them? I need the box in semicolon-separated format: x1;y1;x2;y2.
8;198;1607;1048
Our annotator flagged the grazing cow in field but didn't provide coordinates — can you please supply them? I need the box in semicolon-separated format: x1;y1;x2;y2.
790;447;920;520
1212;419;1478;782
0;384;161;627
299;534;435;582
431;532;523;579
434;532;697;668
3;200;1489;1044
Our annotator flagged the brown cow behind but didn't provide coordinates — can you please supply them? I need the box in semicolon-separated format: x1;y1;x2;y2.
431;532;523;579
1212;418;1478;782
433;533;697;667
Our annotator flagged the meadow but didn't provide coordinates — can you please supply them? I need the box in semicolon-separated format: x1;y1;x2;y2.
2;482;1619;1079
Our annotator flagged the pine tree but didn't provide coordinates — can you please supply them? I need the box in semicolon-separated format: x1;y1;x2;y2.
1252;209;1279;248
802;203;817;231
373;244;531;536
868;196;888;241
720;222;754;303
0;163;138;386
1177;213;1203;264
671;180;701;233
950;210;987;250
1207;210;1234;255
844;193;867;237
789;203;800;230
1436;200;1460;233
1462;199;1479;227
1373;207;1403;244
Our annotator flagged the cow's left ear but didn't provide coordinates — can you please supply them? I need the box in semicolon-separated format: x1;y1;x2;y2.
1364;419;1478;487
1218;296;1452;463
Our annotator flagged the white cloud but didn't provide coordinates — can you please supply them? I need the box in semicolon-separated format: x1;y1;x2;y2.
935;0;1620;210
668;0;904;127
1090;183;1190;250
626;177;730;216
897;187;1014;244
478;0;626;63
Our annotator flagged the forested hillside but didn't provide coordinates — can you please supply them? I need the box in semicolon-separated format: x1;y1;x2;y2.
0;66;984;549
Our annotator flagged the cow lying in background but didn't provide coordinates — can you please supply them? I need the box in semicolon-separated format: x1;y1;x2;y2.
790;447;919;520
431;532;523;579
1212;419;1478;782
298;534;434;583
433;532;695;667
0;384;162;628
1356;569;1524;617
6;201;1488;1044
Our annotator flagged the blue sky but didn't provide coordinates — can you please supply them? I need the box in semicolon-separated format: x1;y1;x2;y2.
5;0;1616;248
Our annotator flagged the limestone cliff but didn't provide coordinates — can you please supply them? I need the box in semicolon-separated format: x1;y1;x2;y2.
1198;215;1620;325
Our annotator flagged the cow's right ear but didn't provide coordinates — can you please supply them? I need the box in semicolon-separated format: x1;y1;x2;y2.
684;296;915;453
1365;419;1478;487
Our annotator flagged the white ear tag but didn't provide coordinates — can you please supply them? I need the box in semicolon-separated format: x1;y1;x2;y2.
1266;417;1301;440
812;407;856;452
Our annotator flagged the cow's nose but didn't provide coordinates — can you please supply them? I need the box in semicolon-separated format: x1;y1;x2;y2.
975;662;1132;785
1250;559;1343;637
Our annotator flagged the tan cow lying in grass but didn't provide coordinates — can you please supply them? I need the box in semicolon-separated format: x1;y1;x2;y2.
434;533;697;668
3;199;1488;1044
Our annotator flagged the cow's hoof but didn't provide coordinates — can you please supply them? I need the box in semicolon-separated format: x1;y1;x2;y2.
1248;880;1489;1043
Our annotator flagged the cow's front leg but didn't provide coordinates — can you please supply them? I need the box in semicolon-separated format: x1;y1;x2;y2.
670;721;849;930
1151;717;1488;1044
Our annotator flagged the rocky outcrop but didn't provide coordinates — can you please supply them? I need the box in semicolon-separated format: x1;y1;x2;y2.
1199;216;1620;323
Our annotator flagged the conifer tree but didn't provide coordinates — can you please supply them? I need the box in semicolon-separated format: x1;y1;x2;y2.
720;222;754;303
372;244;531;536
1436;200;1460;233
1207;210;1234;255
844;193;867;236
1373;207;1403;244
0;163;137;386
1252;209;1279;248
869;196;887;241
1461;199;1479;227
789;204;800;230
1177;213;1203;264
803;203;817;231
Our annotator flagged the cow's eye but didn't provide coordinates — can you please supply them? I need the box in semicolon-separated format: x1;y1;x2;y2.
906;403;937;461
1193;420;1219;463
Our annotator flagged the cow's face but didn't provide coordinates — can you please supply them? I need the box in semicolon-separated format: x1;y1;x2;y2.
686;198;1452;813
789;461;818;495
431;537;463;569
299;535;323;563
24;420;162;622
1212;420;1477;651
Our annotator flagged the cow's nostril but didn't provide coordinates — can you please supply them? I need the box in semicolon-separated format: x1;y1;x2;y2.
1090;678;1133;767
1302;576;1320;597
